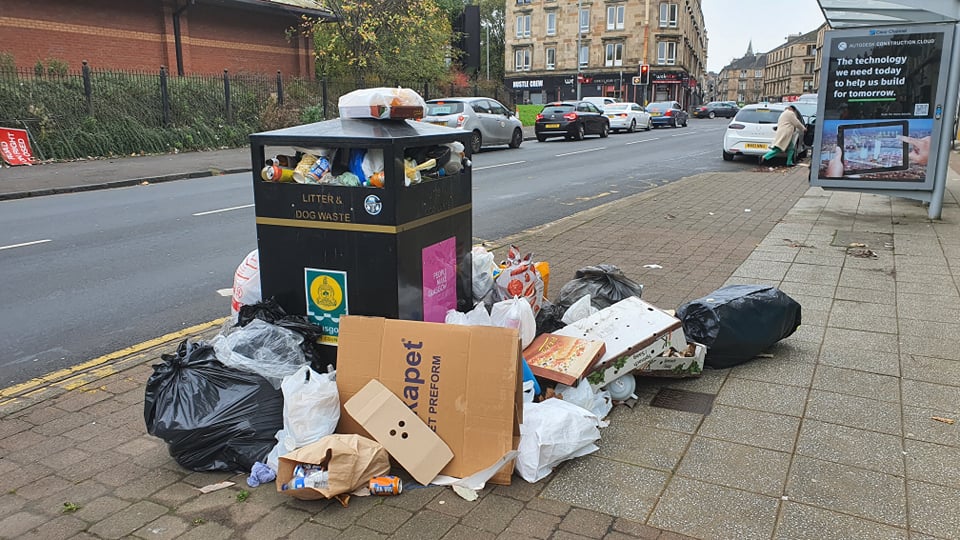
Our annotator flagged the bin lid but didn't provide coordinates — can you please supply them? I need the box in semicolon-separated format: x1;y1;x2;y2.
250;118;470;146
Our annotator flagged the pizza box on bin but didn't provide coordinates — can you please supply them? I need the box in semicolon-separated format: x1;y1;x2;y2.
344;379;453;485
336;315;523;486
553;296;685;391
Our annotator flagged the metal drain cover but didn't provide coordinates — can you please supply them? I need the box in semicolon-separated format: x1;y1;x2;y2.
831;231;894;250
649;388;715;415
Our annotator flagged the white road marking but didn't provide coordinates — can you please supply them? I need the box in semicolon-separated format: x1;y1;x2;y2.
0;239;51;251
193;204;254;216
555;147;605;157
626;138;660;145
474;161;526;171
670;132;696;137
216;288;234;297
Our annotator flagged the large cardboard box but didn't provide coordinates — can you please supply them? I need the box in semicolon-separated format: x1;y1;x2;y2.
336;315;523;485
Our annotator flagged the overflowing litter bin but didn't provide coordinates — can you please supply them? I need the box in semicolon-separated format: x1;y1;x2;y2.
249;118;473;367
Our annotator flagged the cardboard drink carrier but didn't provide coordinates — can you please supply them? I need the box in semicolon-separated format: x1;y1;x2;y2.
336;315;523;485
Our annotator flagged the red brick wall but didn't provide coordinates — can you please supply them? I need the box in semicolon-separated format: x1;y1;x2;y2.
0;0;314;77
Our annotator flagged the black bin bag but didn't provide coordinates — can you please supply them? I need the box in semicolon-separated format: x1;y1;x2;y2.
144;339;283;472
676;285;802;369
557;264;644;310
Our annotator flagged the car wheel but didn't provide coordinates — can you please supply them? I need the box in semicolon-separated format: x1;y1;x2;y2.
683;117;688;127
645;119;652;131
536;134;547;142
722;150;734;161
599;123;609;138
509;128;523;149
671;119;677;128
470;131;482;154
627;119;636;133
708;111;715;119
799;147;808;159
574;124;585;141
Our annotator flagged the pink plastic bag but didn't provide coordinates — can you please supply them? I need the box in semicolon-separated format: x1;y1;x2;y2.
495;246;544;314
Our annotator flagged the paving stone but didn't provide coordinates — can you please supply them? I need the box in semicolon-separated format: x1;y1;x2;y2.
812;365;901;403
595;422;689;472
784;263;841;287
607;401;703;434
899;334;958;362
87;500;169;539
286;520;342;539
804;389;902;435
907;480;960;539
837;269;894;291
461;494;524;534
796;419;904;476
610;517;660;539
526;496;571;517
899;319;960;341
786;456;905;527
147;481;200;508
53;389;114;412
428;488;483;517
728;356;816;387
240;505;311;539
389;509;457;540
821;327;900;354
502;508;562;539
16;514;89;540
777;281;837;299
715;378;807;416
816;347;901;377
174;519;235;540
696;404;800;452
731;259;790;281
113;467;184;501
648;476;778;539
902;405;960;447
774;501;907;539
381;484;444;510
834;286;896;305
677;437;790;496
494;478;545;502
901;379;959;414
15;404;70;427
558;507;613;538
0;510;49;538
133;514;192;540
553;531;594;540
442;524;496;540
904;439;960;489
0;417;32;438
542;457;666;523
0;427;47;452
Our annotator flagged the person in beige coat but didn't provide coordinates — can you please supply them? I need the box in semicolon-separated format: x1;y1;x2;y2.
761;105;806;166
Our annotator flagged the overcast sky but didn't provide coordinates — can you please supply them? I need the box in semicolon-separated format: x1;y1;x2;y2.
703;0;827;73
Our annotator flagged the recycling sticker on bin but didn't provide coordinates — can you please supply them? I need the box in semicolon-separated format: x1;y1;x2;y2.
305;268;348;345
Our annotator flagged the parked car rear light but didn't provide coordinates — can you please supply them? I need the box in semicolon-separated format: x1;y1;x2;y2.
563;112;578;121
728;123;745;130
617;113;628;117
536;113;544;121
664;110;672;116
457;115;466;127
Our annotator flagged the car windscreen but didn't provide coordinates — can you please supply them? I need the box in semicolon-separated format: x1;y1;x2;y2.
425;102;464;115
604;104;629;111
541;105;574;114
792;103;817;120
647;102;672;111
735;108;783;124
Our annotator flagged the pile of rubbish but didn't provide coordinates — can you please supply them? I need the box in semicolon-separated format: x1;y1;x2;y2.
144;248;801;504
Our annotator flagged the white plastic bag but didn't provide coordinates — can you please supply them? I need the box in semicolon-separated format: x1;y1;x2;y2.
490;297;536;348
337;87;426;119
231;250;261;322
471;246;497;304
445;303;494;326
561;294;599;325
266;366;340;471
515;398;601;483
554;379;613;427
212;319;307;389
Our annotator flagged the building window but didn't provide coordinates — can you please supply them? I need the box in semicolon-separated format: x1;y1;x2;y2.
515;48;531;71
546;12;556;36
605;43;623;66
516;0;531;3
579;44;589;67
738;81;746;90
803;80;813;91
607;5;625;30
546;47;556;69
659;3;678;28
737;93;744;103
804;61;814;74
656;41;676;65
515;15;531;38
739;70;747;79
579;8;590;32
754;69;762;77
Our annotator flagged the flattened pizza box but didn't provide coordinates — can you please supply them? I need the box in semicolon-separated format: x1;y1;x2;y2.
335;315;523;485
522;333;606;386
553;296;684;391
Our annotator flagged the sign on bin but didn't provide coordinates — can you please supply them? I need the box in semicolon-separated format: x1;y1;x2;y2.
305;268;349;345
422;237;457;323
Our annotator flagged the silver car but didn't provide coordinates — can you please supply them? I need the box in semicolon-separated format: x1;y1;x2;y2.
421;98;524;153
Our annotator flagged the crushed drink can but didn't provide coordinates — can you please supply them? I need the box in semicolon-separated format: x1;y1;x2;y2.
369;475;402;495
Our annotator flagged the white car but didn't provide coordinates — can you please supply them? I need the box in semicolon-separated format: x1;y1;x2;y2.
603;102;652;133
722;103;811;162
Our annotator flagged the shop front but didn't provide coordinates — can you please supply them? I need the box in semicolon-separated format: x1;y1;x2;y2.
506;72;637;105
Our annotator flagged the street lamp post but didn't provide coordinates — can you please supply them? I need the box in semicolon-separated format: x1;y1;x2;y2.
485;21;490;81
576;0;582;100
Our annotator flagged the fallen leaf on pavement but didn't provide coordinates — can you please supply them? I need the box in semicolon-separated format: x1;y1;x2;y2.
848;242;867;248
931;416;955;425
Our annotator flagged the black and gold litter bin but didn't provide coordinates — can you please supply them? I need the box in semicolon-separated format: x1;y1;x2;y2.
249;118;473;366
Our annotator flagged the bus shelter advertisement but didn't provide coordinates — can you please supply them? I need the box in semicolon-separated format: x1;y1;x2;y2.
813;25;953;190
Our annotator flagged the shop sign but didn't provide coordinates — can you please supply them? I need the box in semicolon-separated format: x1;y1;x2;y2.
511;79;544;89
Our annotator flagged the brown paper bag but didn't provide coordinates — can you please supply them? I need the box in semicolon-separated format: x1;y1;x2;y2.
276;434;390;500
